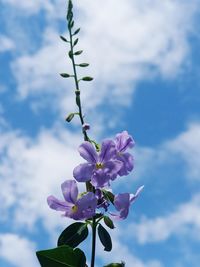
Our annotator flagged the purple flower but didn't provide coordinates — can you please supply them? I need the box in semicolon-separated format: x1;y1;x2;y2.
111;185;144;220
114;131;135;176
73;140;122;188
95;189;110;211
47;180;97;220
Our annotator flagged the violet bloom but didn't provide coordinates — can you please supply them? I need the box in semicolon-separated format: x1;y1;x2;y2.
95;189;110;211
73;140;122;188
115;131;135;176
111;185;144;220
47;180;97;220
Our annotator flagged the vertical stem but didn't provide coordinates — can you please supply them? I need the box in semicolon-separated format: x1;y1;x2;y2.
67;3;97;266
91;217;97;267
68;23;89;142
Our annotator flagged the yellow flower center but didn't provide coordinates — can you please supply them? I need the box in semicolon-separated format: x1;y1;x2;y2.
71;205;78;213
96;163;104;169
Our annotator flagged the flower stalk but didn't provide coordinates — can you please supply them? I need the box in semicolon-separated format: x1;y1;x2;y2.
66;2;97;266
36;2;144;267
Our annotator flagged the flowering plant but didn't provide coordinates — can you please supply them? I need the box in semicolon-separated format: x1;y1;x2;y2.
36;1;143;267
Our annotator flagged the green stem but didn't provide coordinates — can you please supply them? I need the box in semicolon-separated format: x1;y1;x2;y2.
67;4;97;266
68;23;89;142
90;217;97;267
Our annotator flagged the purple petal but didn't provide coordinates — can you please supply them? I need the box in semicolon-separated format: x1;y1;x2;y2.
103;160;123;180
91;170;111;188
73;163;94;182
75;192;97;220
47;195;72;212
130;185;144;203
114;193;130;212
61;180;78;204
116;152;134;176
78;142;98;163
115;131;135;152
111;193;130;220
99;139;116;163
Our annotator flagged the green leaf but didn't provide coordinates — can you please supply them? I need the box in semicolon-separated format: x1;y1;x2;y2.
60;73;71;78
82;76;93;81
73;28;80;35
60;36;68;42
104;262;125;267
103;216;115;229
73;38;79;46
70;20;74;28
36;245;86;267
57;222;88;248
97;224;112;252
68;50;73;59
74;50;83;56
102;190;115;204
78;63;89;67
65;113;74;122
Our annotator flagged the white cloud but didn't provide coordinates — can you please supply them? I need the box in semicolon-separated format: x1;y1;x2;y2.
0;35;15;52
0;126;84;231
128;193;200;244
11;0;199;115
96;227;163;267
1;0;53;14
165;123;200;180
0;233;38;267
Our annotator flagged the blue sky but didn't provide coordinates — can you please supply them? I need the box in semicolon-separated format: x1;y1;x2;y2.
0;0;200;267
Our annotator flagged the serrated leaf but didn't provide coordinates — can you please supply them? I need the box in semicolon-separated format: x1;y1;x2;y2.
97;224;112;252
82;76;93;81
74;50;83;56
79;63;89;67
60;73;71;78
60;36;68;42
73;38;79;46
104;216;115;229
57;222;88;248
36;245;86;267
73;28;80;35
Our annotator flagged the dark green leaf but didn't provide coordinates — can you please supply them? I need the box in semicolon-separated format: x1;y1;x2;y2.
97;224;112;252
79;63;89;67
82;76;93;81
36;245;86;267
102;190;115;204
74;50;83;56
104;262;125;267
57;222;88;248
103;216;115;229
60;73;71;78
65;113;74;122
68;50;73;59
70;20;74;28
60;36;68;42
73;28;80;35
73;38;79;46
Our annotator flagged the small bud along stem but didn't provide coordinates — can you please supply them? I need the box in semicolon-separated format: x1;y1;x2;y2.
67;2;89;142
66;1;97;266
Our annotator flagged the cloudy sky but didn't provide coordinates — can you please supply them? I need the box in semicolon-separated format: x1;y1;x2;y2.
0;0;200;266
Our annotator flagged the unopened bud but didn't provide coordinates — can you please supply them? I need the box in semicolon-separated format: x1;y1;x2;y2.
82;123;90;131
65;113;74;122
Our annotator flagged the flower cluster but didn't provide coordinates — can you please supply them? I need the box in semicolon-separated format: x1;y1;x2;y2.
47;131;143;221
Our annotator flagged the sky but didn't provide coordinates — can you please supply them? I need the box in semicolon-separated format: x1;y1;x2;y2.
0;0;200;266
